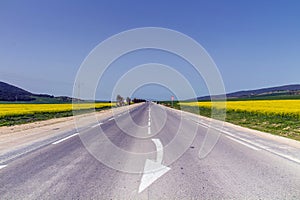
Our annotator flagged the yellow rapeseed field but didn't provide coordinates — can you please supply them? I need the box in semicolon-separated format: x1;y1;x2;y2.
0;103;114;118
180;100;300;117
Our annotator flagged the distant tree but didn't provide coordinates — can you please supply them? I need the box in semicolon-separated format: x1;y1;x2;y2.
132;98;146;103
126;97;131;105
116;95;123;107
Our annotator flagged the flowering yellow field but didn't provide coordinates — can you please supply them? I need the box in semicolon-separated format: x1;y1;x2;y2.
180;100;300;117
0;103;114;118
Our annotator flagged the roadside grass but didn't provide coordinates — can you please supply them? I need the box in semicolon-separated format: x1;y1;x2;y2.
162;101;300;141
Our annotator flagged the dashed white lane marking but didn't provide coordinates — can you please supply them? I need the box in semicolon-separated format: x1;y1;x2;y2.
226;136;260;151
91;123;103;128
148;106;151;134
52;133;79;145
0;165;7;170
108;118;114;121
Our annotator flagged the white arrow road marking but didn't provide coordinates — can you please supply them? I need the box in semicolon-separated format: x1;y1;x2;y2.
138;139;171;193
151;139;163;163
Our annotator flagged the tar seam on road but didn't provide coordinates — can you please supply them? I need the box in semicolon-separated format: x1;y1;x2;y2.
225;136;260;151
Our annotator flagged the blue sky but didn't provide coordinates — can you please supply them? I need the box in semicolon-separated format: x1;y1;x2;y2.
0;0;299;100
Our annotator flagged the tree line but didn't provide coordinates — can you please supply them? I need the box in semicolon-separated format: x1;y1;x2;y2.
116;95;146;106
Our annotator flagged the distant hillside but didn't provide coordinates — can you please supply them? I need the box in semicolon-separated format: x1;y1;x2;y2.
0;81;33;101
0;81;73;103
197;84;300;101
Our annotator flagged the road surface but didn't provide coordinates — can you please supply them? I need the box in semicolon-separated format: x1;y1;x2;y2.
0;102;300;199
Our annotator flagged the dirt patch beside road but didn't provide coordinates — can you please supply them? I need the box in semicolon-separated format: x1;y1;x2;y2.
0;104;141;156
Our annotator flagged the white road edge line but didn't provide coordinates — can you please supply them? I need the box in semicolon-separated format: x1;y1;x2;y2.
170;107;300;164
197;122;209;129
212;126;269;149
197;120;300;164
52;133;79;145
0;165;7;169
269;151;300;164
226;136;260;151
197;121;262;150
197;121;261;148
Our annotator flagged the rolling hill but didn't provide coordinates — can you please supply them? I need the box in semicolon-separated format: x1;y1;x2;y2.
197;84;300;101
0;81;73;103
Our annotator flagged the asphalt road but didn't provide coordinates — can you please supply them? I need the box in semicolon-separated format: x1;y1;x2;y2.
0;102;300;199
